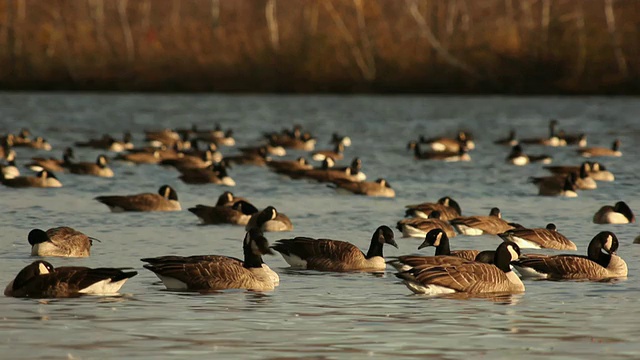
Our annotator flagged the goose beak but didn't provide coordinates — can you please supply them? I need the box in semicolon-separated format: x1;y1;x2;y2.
387;238;399;249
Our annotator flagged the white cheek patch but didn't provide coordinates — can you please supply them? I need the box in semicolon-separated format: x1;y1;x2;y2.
434;232;442;247
38;263;50;275
507;246;519;260
605;235;613;251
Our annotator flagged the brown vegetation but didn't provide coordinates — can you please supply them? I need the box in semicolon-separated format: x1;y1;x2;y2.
0;0;638;93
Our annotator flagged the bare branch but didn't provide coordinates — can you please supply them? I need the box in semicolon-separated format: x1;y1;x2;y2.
117;0;135;62
405;0;478;77
265;0;279;51
604;0;628;76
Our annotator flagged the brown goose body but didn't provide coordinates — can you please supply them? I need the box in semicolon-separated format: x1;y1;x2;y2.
114;150;161;164
267;157;313;175
5;261;137;298
396;213;456;239
312;143;345;161
529;174;578;197
1;170;62;188
331;178;395;198
95;185;181;212
512;231;627;280
593;201;635;224
404;197;462;221
28;227;94;257
498;224;576;250
272;225;397;272
188;200;258;225
577;140;621;157
141;229;278;292
450;208;514;236
67;155;114;177
27;148;74;172
178;164;235;186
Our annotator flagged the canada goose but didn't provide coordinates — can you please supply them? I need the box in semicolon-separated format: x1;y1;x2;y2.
114;150;161;164
189;200;259;225
289;157;334;180
396;211;456;239
197;129;236;147
224;147;270;166
213;191;250;207
95;185;181;212
0;150;20;179
75;132;133;152
419;130;475;152
395;241;524;295
498;223;576;250
450;207;515;236
272;225;397;272
28;227;95;257
559;131;587;147
67;155;114;177
268;132;316;151
267;157;313;175
330;133;351;147
494;130;518;146
520;119;566;147
512;231;627;280
141;228;278;292
505;145;552;165
160;150;214;170
4;260;137;298
312;142;345;161
544;161;613;182
388;229;483;272
410;142;470;162
12;136;52;151
578;139;621;157
27;147;74;172
245;206;293;232
1;170;62;188
404;196;462;221
529;173;578;197
240;143;286;157
330;178;396;198
178;163;235;186
145;128;181;147
593;201;635;224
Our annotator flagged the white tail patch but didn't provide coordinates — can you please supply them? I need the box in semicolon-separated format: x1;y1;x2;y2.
511;156;529;166
280;253;308;269
429;143;446;152
154;274;189;291
505;236;542;250
312;153;326;161
108;206;126;213
605;212;630;224
28;165;44;172
512;265;548;279
78;279;130;295
262;264;280;286
221;177;236;187
453;224;483;236
401;225;426;238
403;280;456;295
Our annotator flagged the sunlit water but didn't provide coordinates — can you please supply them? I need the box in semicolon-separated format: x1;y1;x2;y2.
1;94;639;359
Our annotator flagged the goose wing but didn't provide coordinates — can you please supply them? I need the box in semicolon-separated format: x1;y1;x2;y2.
46;227;91;250
95;193;167;211
514;255;607;279
143;260;264;291
505;228;576;250
272;238;364;269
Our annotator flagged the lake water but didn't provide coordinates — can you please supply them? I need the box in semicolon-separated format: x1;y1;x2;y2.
1;94;639;359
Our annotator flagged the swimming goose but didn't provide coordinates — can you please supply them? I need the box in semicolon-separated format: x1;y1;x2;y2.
95;185;181;212
588;162;615;181
494;130;518;146
593;201;635;224
404;196;462;221
178;163;235;186
1;170;62;188
266;129;317;151
160;150;214;170
512;231;627;280
141;229;278;291
67;155;114;177
559;131;587;147
505;145;552;165
395;241;524;295
189;200;259;225
196;129;236;147
545;161;613;182
224;147;270;166
12;136;53;151
27;147;74;172
4;260;137;298
330;178;395;198
213;191;250;207
396;211;456;238
75;132;134;152
267;157;313;175
312;142;345;161
539;163;596;190
419;130;475;152
114;150;162;164
578;139;621;157
271;225;397;272
240;143;286;157
0;150;20;179
245;206;293;232
450;207;515;236
331;157;366;181
330;133;352;147
529;173;578;197
28;227;95;257
498;223;576;250
145;129;181;147
520;119;566;147
388;229;483;272
410;142;471;162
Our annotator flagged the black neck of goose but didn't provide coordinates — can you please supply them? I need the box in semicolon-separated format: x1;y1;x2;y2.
434;235;451;256
243;245;264;268
413;143;421;157
494;247;512;273
365;234;384;259
587;240;611;268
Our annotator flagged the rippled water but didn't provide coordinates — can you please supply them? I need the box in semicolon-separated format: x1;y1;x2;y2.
1;94;639;359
